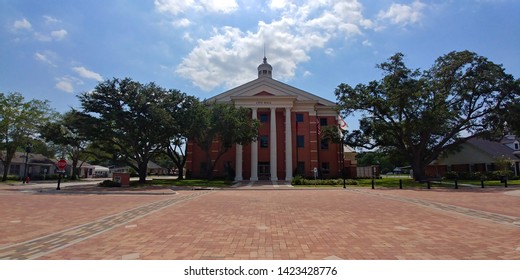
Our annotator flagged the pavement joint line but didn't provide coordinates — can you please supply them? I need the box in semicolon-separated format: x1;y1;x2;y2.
348;189;520;228
0;191;212;260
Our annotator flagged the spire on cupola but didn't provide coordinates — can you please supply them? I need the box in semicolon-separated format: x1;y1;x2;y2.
257;56;272;78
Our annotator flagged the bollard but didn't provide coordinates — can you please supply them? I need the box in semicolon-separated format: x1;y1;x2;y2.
56;173;61;190
454;180;458;189
371;178;375;189
505;178;508;188
427;181;431;189
399;179;402;189
481;179;484;188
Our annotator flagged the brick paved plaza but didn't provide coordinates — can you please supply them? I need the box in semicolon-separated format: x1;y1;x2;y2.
1;182;519;260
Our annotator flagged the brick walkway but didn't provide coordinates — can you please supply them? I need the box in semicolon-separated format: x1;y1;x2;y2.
1;185;519;260
0;191;211;259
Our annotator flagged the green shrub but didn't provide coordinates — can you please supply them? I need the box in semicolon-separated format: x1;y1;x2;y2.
444;171;459;180
291;176;358;186
98;180;121;188
6;175;20;181
291;175;304;185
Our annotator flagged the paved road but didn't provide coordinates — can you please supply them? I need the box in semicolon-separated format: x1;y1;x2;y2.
1;181;519;260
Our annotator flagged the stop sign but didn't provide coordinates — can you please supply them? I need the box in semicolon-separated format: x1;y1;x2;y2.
57;159;67;171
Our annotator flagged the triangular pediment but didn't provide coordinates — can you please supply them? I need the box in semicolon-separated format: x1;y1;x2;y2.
253;91;275;96
208;77;336;107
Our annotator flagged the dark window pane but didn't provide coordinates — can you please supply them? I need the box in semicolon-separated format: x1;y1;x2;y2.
297;135;304;148
259;113;268;123
260;135;269;148
321;138;329;150
320;117;328;126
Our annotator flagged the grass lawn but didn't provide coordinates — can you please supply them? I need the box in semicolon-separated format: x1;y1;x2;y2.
295;177;520;188
356;178;520;188
441;179;520;187
130;178;234;188
124;177;518;189
295;184;352;188
292;178;418;188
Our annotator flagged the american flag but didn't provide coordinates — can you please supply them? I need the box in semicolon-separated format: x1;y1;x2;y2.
338;115;348;130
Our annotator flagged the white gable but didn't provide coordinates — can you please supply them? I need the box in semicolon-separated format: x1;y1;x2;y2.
207;77;337;116
210;77;335;105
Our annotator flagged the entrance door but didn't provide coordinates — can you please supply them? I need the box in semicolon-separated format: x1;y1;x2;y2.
258;162;270;180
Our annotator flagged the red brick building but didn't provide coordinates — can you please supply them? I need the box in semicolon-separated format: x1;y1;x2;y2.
186;57;351;181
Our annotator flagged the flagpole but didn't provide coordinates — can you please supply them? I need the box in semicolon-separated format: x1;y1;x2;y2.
295;115;299;176
315;106;320;179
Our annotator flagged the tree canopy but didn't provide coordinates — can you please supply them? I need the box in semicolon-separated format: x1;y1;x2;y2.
74;78;184;183
503;97;520;136
0;92;54;181
335;51;519;180
187;101;260;179
40;111;91;179
161;94;198;180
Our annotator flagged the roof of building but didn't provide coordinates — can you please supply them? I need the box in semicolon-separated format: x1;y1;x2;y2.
208;57;337;109
8;152;55;165
467;138;519;160
500;135;519;144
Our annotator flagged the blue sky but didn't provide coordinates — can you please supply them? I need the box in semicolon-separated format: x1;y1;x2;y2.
1;0;519;128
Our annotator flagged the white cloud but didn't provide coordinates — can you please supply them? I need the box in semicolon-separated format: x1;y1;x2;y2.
43;15;60;24
154;0;194;15
55;77;75;93
56;76;84;93
172;18;192;28
268;0;289;10
377;1;426;25
200;0;238;13
34;51;57;67
154;0;238;15
34;32;52;42
51;29;68;40
13;18;32;30
175;0;375;91
324;48;334;56
56;80;74;93
182;32;193;42
72;66;103;81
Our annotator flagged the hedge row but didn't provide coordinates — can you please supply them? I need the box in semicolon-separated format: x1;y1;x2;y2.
291;175;358;186
443;170;518;180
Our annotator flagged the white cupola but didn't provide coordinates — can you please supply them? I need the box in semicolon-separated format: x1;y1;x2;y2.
257;56;272;78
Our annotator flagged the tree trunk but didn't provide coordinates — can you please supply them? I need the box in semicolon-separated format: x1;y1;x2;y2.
138;161;148;183
1;163;8;181
1;150;15;181
205;152;213;179
175;162;184;180
410;161;428;181
71;157;79;180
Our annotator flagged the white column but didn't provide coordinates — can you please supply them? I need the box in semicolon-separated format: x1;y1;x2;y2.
270;107;278;181
250;108;258;181
235;144;243;181
285;107;293;181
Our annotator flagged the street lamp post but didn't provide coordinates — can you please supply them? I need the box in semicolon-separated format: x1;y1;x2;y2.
22;143;32;184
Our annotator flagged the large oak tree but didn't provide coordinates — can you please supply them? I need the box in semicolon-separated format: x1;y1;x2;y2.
40;111;90;179
335;51;519;180
0;92;54;181
75;78;183;183
187;101;260;179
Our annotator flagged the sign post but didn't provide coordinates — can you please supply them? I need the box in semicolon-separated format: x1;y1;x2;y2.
56;159;67;190
313;167;318;187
